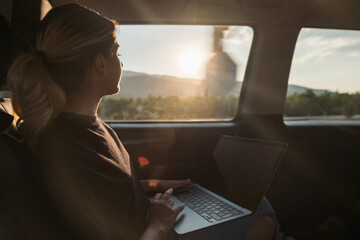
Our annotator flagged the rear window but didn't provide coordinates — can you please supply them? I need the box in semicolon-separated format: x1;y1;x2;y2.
285;28;360;123
98;25;253;121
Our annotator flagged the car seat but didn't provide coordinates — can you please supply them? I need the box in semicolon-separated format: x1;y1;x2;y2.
0;1;82;238
0;104;83;239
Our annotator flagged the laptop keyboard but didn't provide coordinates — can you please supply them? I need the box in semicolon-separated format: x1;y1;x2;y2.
175;185;243;223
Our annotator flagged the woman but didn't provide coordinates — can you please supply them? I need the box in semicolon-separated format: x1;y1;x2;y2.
7;3;278;240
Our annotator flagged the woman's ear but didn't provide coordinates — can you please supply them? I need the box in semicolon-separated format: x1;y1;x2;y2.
93;53;107;76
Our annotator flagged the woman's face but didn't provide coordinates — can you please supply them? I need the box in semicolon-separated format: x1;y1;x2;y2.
103;39;122;95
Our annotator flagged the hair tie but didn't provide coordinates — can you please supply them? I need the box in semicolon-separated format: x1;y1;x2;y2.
35;50;48;65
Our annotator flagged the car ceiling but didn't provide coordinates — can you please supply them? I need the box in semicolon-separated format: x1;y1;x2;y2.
1;0;360;29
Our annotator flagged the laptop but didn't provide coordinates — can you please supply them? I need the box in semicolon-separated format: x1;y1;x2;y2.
171;135;288;234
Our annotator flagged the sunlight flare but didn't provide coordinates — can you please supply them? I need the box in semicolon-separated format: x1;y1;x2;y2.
178;50;204;75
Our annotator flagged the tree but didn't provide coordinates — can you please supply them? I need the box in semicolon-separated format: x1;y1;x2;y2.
342;99;357;118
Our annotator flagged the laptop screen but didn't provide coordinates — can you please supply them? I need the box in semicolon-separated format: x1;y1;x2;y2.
213;136;287;211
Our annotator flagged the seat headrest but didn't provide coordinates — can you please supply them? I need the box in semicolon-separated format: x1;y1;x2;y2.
0;109;14;134
0;15;11;88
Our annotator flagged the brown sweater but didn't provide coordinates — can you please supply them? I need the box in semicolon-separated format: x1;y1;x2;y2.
36;112;149;240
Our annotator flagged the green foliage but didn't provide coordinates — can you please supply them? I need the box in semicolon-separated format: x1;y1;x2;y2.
98;90;360;121
285;90;360;118
98;95;239;120
342;99;357;118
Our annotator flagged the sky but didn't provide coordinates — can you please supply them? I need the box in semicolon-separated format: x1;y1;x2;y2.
289;28;360;93
116;25;253;81
116;25;360;94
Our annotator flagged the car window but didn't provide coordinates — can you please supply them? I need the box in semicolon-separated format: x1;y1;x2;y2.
98;25;253;121
285;28;360;124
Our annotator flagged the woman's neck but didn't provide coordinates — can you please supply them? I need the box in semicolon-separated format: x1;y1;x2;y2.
63;91;101;117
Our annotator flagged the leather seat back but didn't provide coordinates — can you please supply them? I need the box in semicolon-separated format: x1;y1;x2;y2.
0;108;82;239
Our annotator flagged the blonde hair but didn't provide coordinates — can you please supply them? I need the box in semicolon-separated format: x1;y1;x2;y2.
7;4;116;146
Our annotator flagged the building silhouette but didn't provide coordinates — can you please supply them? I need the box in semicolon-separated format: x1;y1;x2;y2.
204;26;238;97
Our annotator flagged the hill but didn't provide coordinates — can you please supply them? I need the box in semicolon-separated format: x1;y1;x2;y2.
110;71;328;99
118;71;203;98
286;84;330;96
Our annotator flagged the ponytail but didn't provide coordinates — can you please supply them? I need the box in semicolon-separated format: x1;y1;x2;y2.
6;3;116;148
7;52;65;146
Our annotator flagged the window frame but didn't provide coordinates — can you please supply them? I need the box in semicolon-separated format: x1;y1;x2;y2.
100;23;257;124
284;26;360;126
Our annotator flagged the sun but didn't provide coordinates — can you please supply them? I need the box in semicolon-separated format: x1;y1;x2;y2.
178;50;203;76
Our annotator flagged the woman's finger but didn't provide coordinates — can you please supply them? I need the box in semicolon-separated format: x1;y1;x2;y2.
173;203;186;216
153;193;163;200
161;188;173;201
172;179;191;189
168;198;174;208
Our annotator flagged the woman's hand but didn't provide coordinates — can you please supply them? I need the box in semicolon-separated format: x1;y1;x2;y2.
140;188;185;240
140;179;191;193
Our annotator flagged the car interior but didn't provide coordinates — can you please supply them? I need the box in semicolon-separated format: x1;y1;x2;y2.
1;0;360;239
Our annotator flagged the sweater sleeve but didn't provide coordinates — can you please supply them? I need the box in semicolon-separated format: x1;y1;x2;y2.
36;127;144;240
